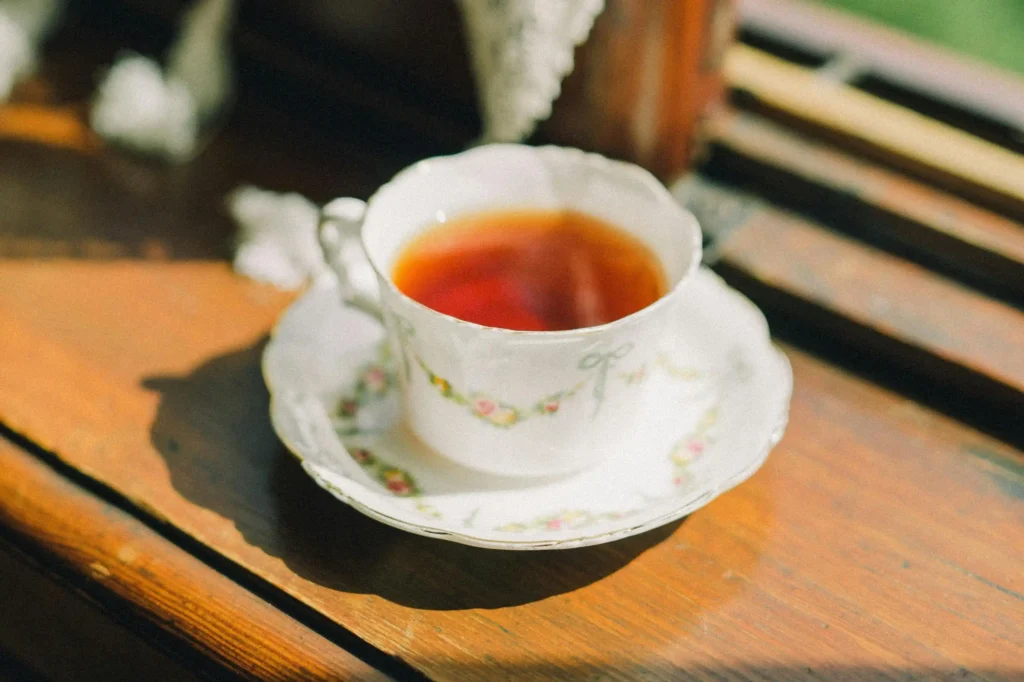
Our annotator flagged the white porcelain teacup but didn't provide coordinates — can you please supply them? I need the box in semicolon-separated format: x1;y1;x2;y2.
319;144;702;477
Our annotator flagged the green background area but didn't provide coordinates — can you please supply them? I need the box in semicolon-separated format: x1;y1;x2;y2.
816;0;1024;74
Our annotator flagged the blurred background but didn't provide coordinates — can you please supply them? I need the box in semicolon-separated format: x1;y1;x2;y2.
819;0;1024;74
1;0;1022;257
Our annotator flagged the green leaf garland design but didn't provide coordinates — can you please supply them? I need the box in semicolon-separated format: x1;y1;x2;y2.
657;352;703;380
619;364;648;384
334;333;705;432
495;509;635;533
669;404;718;487
413;349;705;428
414;354;586;428
333;346;395;433
348;447;420;497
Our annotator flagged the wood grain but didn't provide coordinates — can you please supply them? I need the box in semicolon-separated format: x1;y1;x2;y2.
542;0;730;180
725;44;1024;219
0;438;391;681
0;543;200;682
683;186;1024;406
706;111;1024;298
0;104;99;152
0;260;1021;679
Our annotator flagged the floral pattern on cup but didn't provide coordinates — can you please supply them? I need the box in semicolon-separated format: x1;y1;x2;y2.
619;365;648;385
415;355;585;428
347;446;420;497
657;353;703;380
471;395;521;427
381;321;708;431
359;365;390;396
535;398;562;415
410;346;710;428
377;288;721;432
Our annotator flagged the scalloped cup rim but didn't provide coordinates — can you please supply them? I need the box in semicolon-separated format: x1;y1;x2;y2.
357;143;704;340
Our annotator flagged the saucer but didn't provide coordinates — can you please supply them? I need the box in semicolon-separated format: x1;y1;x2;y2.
263;268;792;550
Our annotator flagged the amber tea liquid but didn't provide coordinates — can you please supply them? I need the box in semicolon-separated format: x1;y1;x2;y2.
391;209;667;331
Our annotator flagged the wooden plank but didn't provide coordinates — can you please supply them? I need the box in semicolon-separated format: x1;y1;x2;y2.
0;261;1021;679
724;44;1024;219
738;0;1024;132
0;543;201;682
706;111;1024;298
674;179;1024;407
0;439;392;681
0;104;99;153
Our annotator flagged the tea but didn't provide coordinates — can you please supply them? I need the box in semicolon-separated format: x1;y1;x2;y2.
391;209;667;331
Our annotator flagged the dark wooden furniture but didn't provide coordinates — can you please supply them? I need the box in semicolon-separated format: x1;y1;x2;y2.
1;0;1021;679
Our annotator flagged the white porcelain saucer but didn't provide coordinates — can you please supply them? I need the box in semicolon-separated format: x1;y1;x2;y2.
263;268;792;550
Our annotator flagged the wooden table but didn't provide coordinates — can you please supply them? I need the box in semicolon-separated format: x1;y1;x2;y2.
1;6;1022;680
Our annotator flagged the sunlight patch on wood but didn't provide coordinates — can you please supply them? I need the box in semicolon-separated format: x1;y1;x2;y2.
0;103;99;152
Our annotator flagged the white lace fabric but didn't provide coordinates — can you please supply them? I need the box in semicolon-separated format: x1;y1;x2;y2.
228;186;328;290
458;0;605;142
90;0;235;161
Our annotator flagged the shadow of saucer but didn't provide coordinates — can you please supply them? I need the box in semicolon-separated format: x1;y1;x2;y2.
144;339;681;610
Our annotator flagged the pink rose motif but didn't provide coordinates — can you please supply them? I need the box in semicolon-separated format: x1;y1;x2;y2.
351;448;374;464
473;397;497;416
382;469;415;496
543;400;559;414
546;518;564;530
687;441;704;454
673;476;684;486
362;366;389;394
386;479;413;495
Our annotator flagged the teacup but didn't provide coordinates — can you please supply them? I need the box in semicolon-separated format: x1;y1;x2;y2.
319;144;702;477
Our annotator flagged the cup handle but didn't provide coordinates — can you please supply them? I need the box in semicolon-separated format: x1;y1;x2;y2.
318;198;382;321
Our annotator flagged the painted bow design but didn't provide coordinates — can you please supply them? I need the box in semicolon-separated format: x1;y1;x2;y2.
578;342;634;416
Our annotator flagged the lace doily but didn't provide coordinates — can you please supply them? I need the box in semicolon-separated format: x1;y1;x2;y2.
228;186;328;290
90;0;235;161
457;0;605;143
